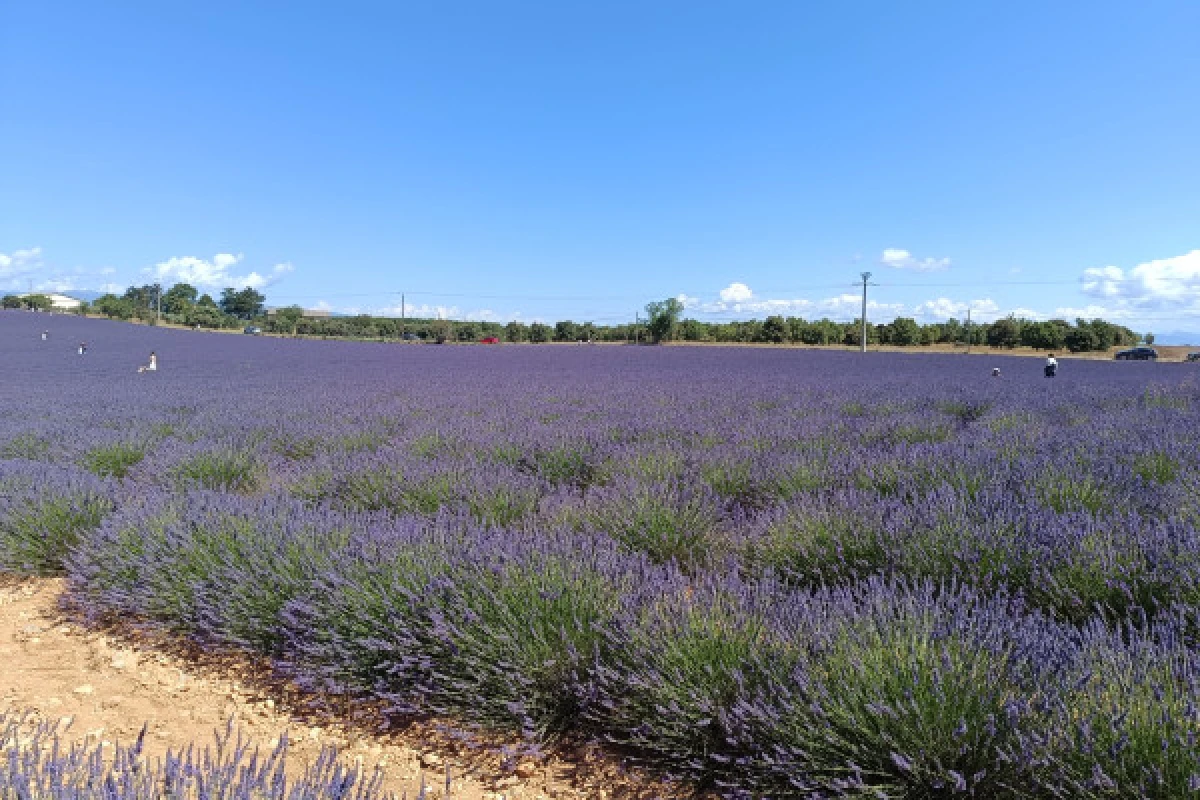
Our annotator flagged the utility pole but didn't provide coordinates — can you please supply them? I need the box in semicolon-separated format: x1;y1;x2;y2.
156;285;161;324
965;308;972;354
859;272;873;353
400;293;405;340
635;313;641;345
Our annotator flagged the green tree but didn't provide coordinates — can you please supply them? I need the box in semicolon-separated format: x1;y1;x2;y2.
1075;318;1136;350
504;321;528;342
1022;320;1068;351
122;284;162;312
94;294;135;320
796;321;824;345
786;317;808;343
811;319;842;345
941;318;964;344
886;317;922;346
987;317;1023;348
162;283;199;315
529;322;552;343
1144;332;1155;345
1064;327;1101;353
457;321;481;342
375;318;398;338
2;294;23;309
219;287;266;319
347;314;377;338
185;303;225;329
429;319;453;343
762;315;788;343
678;318;708;341
22;294;53;311
844;319;879;346
272;305;304;335
554;320;580;342
644;297;684;343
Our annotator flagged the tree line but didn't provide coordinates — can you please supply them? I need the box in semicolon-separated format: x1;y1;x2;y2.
3;284;267;329
3;285;1147;352
639;297;1146;351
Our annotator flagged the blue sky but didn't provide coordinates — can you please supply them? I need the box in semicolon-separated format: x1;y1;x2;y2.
3;1;1199;332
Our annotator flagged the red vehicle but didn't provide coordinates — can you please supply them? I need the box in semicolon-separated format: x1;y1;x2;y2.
479;336;500;344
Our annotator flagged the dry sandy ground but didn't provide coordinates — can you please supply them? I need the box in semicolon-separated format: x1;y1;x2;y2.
0;578;683;800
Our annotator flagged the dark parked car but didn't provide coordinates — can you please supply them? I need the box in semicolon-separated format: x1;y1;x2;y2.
1114;347;1157;361
401;332;421;341
1187;352;1200;363
243;326;263;335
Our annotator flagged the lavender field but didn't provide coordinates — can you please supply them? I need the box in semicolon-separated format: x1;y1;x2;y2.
3;310;1200;797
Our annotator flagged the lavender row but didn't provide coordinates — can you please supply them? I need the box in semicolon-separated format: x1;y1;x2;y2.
5;452;1198;624
0;712;396;800
60;491;1200;797
0;461;114;575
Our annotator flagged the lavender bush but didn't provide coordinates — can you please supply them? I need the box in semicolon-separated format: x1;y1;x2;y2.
0;711;395;799
0;461;114;575
4;310;1200;796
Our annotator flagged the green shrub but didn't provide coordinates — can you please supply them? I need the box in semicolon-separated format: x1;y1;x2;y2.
82;442;145;478
0;496;113;575
172;449;262;492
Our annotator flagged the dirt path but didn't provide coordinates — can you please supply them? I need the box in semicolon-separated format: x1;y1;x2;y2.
0;578;671;799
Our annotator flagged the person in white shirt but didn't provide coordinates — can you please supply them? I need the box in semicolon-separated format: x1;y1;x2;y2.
1045;353;1058;377
138;351;157;373
41;330;48;341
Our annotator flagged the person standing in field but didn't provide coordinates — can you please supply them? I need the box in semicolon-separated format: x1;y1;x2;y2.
138;351;157;373
1044;353;1058;377
78;341;87;355
41;330;48;341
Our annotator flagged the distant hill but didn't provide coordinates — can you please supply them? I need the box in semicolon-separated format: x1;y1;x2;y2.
1153;332;1200;346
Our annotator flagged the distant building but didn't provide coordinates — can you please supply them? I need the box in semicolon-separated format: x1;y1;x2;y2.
266;307;332;318
19;293;83;311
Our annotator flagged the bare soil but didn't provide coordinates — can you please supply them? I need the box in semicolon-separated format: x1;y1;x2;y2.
1;577;686;800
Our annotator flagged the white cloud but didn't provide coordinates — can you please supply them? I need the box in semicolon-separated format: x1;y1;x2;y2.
910;297;1001;322
880;248;951;272
1080;265;1125;298
0;247;45;286
815;293;904;319
371;302;462;320
1080;250;1200;312
718;282;754;303
150;253;295;290
685;283;816;316
35;278;79;293
327;302;512;321
680;282;1058;325
1054;304;1141;321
